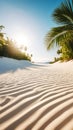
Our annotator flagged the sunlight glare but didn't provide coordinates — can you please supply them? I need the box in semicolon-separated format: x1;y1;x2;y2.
13;32;31;49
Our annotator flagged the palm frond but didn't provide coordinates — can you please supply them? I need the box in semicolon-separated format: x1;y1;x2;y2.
45;25;73;50
53;0;73;24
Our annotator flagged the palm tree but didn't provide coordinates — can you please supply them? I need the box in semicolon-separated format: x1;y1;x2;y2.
45;0;73;60
0;25;5;45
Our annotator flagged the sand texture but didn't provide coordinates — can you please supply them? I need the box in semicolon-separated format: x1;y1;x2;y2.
0;59;73;130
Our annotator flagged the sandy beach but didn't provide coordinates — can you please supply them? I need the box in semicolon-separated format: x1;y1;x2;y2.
0;58;73;130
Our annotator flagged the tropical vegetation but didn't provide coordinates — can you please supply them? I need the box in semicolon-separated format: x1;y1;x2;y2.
0;26;31;61
45;0;73;62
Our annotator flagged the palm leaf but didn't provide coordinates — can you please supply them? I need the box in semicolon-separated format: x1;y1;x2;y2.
45;25;73;50
53;0;73;24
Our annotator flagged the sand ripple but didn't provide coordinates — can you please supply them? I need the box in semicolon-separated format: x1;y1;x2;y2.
0;62;73;130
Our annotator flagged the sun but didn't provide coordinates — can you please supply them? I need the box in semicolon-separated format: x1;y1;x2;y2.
13;32;30;49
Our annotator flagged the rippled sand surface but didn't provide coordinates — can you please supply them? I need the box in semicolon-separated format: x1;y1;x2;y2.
0;60;73;130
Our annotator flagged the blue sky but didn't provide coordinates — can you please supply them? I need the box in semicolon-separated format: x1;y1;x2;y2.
0;0;63;62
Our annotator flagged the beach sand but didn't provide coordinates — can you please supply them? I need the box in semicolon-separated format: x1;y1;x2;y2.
0;58;73;130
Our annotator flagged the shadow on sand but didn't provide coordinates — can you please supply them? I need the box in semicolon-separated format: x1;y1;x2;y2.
0;57;39;74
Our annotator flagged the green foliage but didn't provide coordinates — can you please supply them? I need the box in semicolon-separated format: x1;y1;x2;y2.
0;25;5;32
56;41;73;61
45;25;73;50
0;25;5;45
52;0;73;25
0;26;31;61
57;49;62;54
45;0;73;61
60;41;73;60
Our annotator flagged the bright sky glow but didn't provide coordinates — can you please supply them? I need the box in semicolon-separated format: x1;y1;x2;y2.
13;32;33;48
0;0;63;62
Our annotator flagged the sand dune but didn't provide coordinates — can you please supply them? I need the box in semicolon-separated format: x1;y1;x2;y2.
0;59;73;130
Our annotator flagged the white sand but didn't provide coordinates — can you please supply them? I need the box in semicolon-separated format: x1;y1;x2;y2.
0;58;73;130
